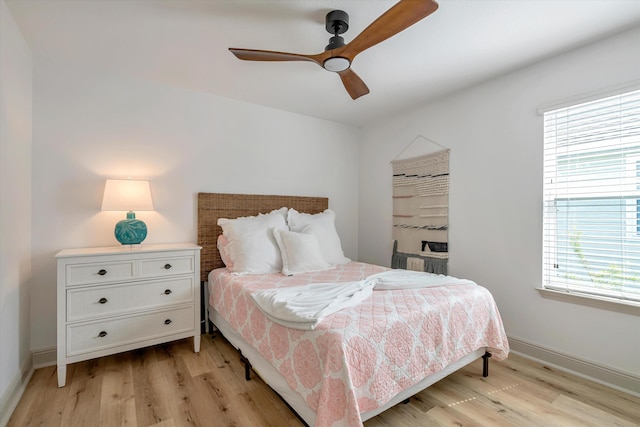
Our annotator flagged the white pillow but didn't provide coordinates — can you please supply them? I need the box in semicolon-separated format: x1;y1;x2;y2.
217;207;288;274
287;208;350;265
273;229;334;276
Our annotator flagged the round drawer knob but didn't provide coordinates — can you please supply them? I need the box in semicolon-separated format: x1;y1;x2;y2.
97;269;107;276
164;319;172;325
163;264;172;270
98;331;108;338
164;289;172;295
98;297;108;304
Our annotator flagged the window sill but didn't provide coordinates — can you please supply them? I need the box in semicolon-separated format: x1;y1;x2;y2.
536;287;640;315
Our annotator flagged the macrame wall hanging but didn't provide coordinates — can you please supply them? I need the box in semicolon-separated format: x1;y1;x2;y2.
391;137;449;274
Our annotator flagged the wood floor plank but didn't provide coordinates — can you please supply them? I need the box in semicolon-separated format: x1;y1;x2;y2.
445;365;574;426
422;402;491;426
447;361;524;398
483;383;594;427
7;336;640;427
235;387;305;427
365;405;424;427
201;335;248;396
5;366;63;426
416;376;480;408
99;352;136;427
148;420;176;427
400;393;436;414
455;396;542;427
130;345;174;426
143;351;198;426
551;394;638;427
498;353;640;423
187;372;244;427
177;340;218;379
59;357;106;426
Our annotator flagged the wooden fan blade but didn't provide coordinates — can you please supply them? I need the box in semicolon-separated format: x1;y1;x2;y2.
340;0;438;61
229;48;323;66
338;68;370;100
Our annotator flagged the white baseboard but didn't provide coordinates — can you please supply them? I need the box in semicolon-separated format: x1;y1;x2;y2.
0;356;34;427
508;336;640;398
31;346;56;369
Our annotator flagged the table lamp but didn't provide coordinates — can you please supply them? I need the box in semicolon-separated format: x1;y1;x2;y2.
101;179;154;245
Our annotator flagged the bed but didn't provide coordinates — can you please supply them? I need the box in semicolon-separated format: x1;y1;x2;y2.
197;192;509;427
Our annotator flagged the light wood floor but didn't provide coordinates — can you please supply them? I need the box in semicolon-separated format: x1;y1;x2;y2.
8;334;640;426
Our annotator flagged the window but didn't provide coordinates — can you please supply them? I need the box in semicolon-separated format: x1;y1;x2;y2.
543;88;640;303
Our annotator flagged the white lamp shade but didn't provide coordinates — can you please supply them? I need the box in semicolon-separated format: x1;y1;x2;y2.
101;179;154;211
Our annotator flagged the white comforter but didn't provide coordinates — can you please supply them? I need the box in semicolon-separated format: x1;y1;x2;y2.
251;270;475;330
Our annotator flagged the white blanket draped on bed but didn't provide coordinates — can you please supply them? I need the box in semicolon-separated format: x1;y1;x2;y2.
251;270;475;330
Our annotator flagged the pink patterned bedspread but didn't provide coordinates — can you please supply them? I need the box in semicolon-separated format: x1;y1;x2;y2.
209;262;509;427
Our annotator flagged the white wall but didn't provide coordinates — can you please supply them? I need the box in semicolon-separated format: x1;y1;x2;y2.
0;0;33;421
29;57;360;354
359;26;640;387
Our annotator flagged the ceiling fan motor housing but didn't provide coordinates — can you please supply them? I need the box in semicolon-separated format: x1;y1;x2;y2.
325;10;349;35
323;9;350;71
325;10;349;51
326;35;345;51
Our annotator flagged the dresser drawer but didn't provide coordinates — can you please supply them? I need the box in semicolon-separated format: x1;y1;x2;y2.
139;256;194;278
66;277;195;322
66;261;135;287
66;306;195;357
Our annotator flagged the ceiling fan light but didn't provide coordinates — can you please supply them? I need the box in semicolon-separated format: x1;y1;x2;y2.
323;57;350;72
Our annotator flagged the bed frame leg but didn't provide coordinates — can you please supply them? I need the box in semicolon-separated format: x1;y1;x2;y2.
482;351;492;377
240;353;252;381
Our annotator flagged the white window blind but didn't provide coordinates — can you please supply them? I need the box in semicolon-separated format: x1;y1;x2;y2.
543;89;640;303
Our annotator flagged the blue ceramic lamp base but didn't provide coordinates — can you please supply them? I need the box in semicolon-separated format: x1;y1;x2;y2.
114;211;147;245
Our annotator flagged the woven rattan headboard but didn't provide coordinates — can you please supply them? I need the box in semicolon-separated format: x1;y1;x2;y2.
197;193;328;282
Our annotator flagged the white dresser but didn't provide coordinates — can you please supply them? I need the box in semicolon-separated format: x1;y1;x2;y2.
56;243;201;387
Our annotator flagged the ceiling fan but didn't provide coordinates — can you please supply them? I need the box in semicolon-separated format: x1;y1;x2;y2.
229;0;439;100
